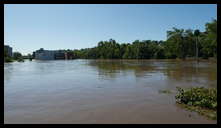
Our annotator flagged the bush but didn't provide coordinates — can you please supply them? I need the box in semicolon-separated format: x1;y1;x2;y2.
175;87;217;120
5;57;14;62
175;87;217;110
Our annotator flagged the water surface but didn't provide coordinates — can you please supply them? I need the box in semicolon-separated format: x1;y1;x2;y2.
4;59;217;124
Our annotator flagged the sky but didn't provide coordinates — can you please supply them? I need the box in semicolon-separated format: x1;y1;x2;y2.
4;4;217;55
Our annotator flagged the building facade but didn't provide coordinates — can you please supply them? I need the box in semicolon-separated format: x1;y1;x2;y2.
34;48;74;60
4;45;13;57
35;48;56;60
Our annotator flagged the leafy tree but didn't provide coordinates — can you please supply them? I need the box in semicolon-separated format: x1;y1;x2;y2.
166;28;189;59
204;19;217;57
13;52;23;60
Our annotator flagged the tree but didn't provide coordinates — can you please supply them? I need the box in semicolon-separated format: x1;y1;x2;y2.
13;52;22;60
194;29;200;61
167;28;184;59
205;19;217;57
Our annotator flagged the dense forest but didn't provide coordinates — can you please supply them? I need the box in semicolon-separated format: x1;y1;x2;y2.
69;19;217;59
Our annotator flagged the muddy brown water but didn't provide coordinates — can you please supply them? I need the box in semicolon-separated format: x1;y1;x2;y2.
4;59;217;124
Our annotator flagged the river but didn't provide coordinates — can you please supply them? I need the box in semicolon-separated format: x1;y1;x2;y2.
4;59;217;124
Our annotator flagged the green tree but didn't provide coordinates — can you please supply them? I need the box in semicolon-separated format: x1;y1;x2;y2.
194;29;200;61
205;19;217;57
166;28;189;59
13;52;22;60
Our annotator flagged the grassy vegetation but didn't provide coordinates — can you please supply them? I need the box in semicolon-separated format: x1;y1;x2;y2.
5;57;14;62
175;87;217;120
4;57;24;63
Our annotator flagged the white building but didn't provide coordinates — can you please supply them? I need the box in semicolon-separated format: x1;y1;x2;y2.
34;48;66;60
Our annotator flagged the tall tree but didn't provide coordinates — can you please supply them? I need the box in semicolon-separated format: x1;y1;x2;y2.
166;28;188;59
194;29;200;61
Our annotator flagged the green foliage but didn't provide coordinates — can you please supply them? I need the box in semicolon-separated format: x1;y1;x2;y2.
5;57;14;62
66;20;217;60
13;52;22;60
175;87;217;110
12;52;24;62
194;29;200;36
204;19;217;57
166;28;198;59
175;87;217;120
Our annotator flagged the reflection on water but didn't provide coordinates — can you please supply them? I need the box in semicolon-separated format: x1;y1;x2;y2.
4;59;217;124
88;60;157;80
87;59;216;88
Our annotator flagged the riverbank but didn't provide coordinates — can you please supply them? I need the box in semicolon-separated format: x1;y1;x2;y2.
4;57;24;63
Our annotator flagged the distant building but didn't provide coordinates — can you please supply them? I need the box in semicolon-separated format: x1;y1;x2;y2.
32;52;36;58
4;45;13;57
34;48;74;60
54;52;65;59
34;48;57;60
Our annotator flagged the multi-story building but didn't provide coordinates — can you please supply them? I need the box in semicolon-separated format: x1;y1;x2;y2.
4;45;13;57
34;48;56;60
34;48;74;60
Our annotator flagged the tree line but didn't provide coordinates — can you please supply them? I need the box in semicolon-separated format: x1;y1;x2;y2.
70;19;217;59
4;19;217;61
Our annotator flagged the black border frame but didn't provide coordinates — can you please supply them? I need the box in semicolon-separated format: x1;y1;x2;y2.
1;0;220;127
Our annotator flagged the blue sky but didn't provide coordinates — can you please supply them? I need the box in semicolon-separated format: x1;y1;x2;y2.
4;4;217;55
